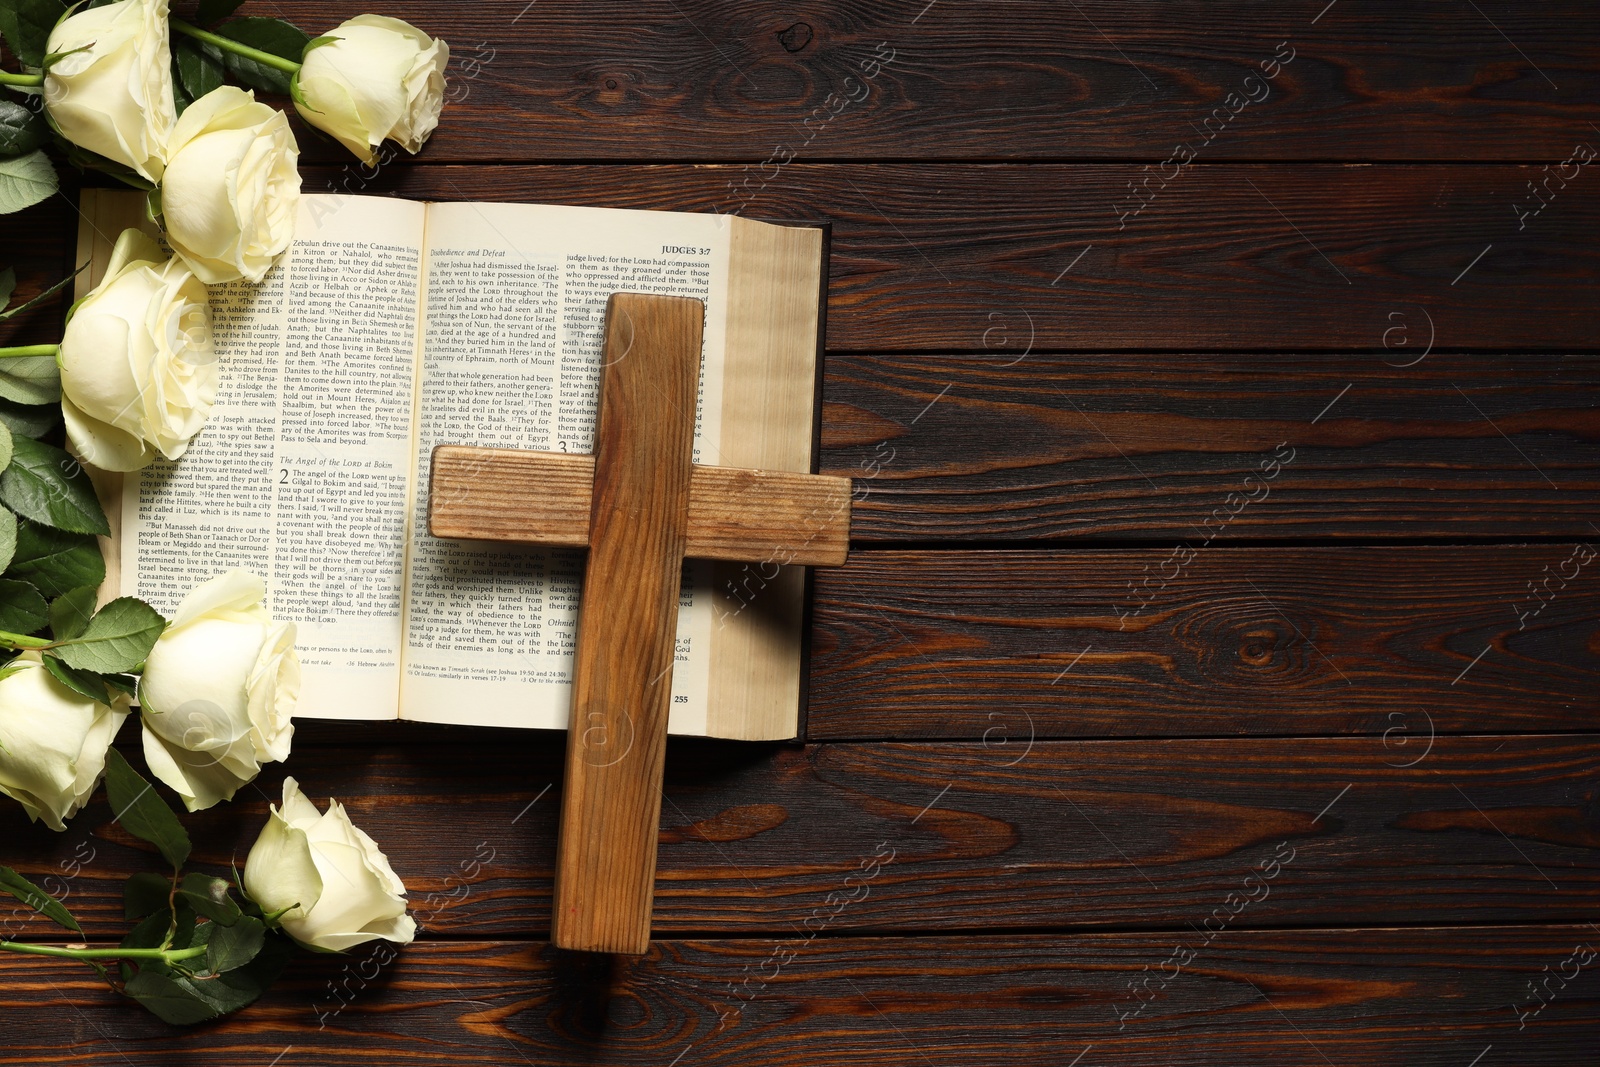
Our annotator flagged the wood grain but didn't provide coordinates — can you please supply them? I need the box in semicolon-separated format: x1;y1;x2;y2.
2;926;1594;1064
553;293;702;953
9;166;1597;353
246;0;1600;163
293;163;1600;352
3;734;1596;940
822;352;1600;541
807;545;1600;738
429;445;851;566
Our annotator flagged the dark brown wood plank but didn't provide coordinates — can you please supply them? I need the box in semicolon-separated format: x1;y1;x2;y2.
4;734;1596;939
260;0;1600;163
822;352;1600;540
3;927;1595;1064
8;166;1595;352
303;164;1599;352
807;546;1600;739
0;186;78;348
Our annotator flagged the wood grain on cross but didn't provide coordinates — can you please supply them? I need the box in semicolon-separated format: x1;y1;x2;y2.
428;293;850;955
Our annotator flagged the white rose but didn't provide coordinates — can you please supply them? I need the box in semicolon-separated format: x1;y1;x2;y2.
162;87;301;285
42;0;175;182
139;570;300;812
293;15;449;165
243;776;416;951
0;653;129;831
59;228;216;473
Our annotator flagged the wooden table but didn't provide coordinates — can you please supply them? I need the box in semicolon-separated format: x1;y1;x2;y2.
5;2;1598;1062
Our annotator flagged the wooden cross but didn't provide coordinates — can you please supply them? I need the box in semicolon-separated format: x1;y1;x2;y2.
427;293;851;955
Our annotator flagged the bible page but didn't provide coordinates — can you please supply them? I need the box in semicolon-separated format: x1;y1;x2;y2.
119;194;426;720
399;201;731;731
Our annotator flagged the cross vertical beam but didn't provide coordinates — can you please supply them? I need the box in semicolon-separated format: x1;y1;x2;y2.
551;293;702;954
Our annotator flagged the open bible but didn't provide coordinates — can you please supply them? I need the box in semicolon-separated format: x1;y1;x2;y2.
75;190;827;740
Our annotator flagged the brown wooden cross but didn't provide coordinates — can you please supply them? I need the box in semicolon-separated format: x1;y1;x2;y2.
427;293;851;955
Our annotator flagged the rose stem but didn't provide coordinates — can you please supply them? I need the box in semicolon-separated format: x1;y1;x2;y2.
170;19;303;74
0;71;44;87
0;631;54;649
0;345;59;358
0;940;209;963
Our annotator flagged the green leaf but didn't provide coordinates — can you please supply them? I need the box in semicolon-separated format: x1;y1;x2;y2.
126;929;288;1024
172;38;224;103
178;873;242;927
0;508;14;572
41;652;109;702
0;397;59;437
195;0;247;26
0;434;109;535
216;17;309;95
0;150;57;215
0;420;12;472
56;596;165;673
103;671;137;697
0;577;48;632
0;864;82;933
47;583;96;640
123;969;222;1025
205;915;263;973
0;259;87;322
6;519;104;595
0;352;58;404
121;901;187;951
123;871;172;920
0;0;67;68
0;267;13;306
103;749;191;870
0;99;48;157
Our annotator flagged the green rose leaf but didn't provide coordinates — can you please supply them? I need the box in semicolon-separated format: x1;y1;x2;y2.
0;420;12;472
195;0;248;26
47;583;96;640
56;596;165;673
0;398;58;437
104;749;192;870
0;352;59;404
0;577;48;632
121;900;192;952
0;150;58;215
173;38;224;106
0;0;67;68
216;17;310;95
0;507;15;572
0;267;13;307
178;872;242;927
6;519;105;596
205;915;264;973
123;871;172;920
0;435;109;535
41;652;110;703
0;99;49;158
126;929;288;1024
0;864;82;934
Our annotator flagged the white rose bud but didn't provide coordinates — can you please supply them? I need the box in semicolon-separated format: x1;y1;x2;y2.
0;653;129;831
293;15;449;165
162;87;301;285
59;228;216;473
244;776;416;952
139;570;300;812
42;0;175;182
